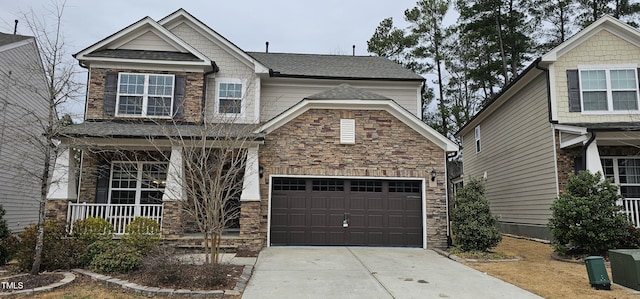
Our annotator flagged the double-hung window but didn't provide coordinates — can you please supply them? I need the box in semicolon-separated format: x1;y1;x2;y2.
216;80;243;115
602;158;640;199
109;162;168;205
579;68;639;112
117;73;174;117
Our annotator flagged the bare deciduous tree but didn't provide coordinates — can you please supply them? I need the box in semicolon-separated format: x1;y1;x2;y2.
7;0;82;274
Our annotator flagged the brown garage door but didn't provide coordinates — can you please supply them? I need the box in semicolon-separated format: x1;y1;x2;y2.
270;178;423;247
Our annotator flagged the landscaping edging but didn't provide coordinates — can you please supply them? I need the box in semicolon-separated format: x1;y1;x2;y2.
0;272;75;297
73;265;253;298
432;248;521;263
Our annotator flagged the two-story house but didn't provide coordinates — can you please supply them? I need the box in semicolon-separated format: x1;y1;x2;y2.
457;16;640;241
45;9;458;254
0;32;49;232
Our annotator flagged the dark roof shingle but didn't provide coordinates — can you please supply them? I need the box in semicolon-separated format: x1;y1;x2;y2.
305;84;391;100
0;32;32;47
59;121;264;139
86;49;202;61
248;52;424;81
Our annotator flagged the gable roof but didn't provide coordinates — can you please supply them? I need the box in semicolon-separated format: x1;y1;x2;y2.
258;84;457;152
248;52;424;81
73;16;211;67
542;15;640;62
158;9;269;73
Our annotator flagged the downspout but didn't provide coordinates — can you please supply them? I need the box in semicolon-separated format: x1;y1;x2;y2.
201;62;220;124
583;131;596;172
534;60;554;124
446;151;458;247
77;62;89;123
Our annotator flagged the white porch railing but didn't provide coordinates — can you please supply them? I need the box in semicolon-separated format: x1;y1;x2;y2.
623;198;640;228
67;203;163;235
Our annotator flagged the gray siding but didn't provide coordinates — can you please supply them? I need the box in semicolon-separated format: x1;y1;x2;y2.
260;79;420;121
0;40;49;232
462;74;557;226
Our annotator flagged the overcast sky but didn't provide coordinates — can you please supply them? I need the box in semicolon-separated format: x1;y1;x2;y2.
1;0;427;56
0;0;454;118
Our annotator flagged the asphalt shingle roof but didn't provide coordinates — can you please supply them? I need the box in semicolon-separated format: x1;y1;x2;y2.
247;52;424;81
0;32;32;47
305;84;391;100
59;121;264;140
85;49;202;61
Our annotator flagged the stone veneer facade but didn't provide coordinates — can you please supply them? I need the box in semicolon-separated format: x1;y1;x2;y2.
258;109;449;249
86;68;204;123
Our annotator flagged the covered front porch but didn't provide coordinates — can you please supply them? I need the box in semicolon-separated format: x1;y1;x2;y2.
47;122;265;253
556;124;640;227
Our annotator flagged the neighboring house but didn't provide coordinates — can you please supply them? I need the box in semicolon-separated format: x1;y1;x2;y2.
0;32;49;232
456;16;640;241
46;9;458;254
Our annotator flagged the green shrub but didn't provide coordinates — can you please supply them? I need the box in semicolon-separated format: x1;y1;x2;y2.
78;238;118;267
89;244;142;273
71;217;113;245
620;225;640;249
122;217;160;254
549;171;630;256
0;205;12;265
451;178;502;252
16;221;82;271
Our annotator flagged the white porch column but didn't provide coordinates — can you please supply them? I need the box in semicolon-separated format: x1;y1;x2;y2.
46;148;77;200
585;139;604;175
240;146;261;201
163;146;185;201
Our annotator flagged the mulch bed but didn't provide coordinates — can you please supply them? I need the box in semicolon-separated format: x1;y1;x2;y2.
0;265;64;292
113;264;244;290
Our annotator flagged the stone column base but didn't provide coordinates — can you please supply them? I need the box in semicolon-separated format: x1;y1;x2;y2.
237;201;262;256
161;200;184;238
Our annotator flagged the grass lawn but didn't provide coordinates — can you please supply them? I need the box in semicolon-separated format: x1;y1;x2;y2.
465;236;640;299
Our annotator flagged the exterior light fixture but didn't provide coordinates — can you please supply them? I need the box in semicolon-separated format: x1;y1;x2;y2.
430;169;437;182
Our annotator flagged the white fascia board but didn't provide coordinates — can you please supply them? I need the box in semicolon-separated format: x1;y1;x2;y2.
158;9;267;72
75;16;211;65
0;37;34;53
542;15;640;62
257;99;459;152
554;124;587;134
89;61;205;73
548;64;558;121
84;57;210;68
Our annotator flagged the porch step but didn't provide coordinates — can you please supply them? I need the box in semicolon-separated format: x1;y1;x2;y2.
163;235;240;253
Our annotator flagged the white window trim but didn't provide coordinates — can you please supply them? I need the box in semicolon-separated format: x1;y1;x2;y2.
601;157;640;200
215;78;245;117
474;126;481;153
340;119;355;144
108;161;168;206
115;73;174;118
578;64;640;114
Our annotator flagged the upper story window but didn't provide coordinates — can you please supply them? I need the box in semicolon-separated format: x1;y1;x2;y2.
567;67;639;113
216;80;243;115
116;73;174;117
475;126;481;153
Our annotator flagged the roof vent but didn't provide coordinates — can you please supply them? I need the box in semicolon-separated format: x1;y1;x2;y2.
13;20;18;35
265;41;269;53
352;45;355;56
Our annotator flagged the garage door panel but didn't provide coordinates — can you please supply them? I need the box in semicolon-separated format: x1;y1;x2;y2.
270;178;423;247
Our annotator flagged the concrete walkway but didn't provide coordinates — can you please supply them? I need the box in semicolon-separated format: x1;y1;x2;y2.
242;247;542;299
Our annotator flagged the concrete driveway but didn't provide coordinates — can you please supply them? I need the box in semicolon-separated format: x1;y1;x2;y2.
242;247;542;299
